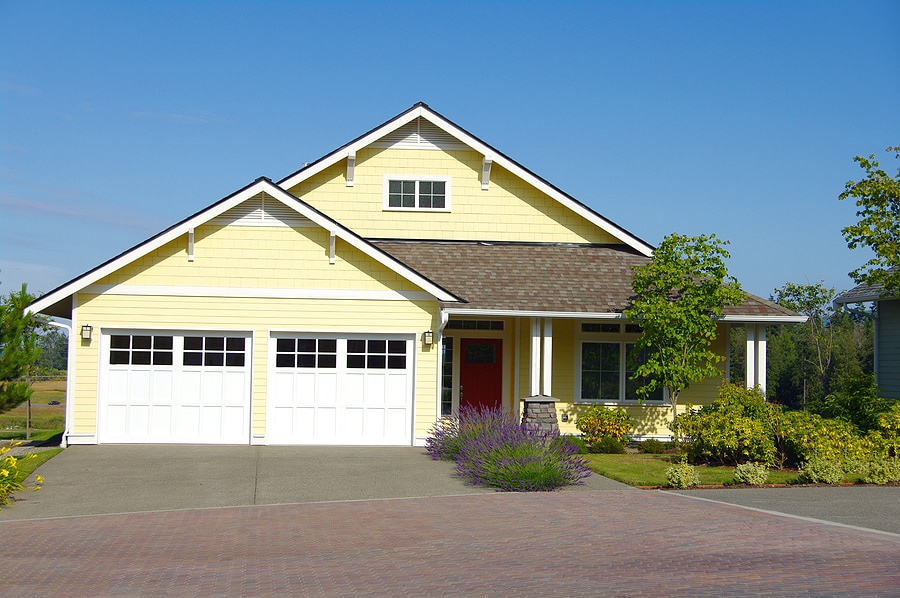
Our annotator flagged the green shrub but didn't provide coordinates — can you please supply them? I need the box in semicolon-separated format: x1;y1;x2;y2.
576;406;634;444
733;462;769;486
862;457;900;485
561;435;589;454
871;402;900;457
811;372;887;433
774;410;870;467
589;436;626;454
798;456;844;485
672;384;778;466
637;438;667;454
665;458;700;488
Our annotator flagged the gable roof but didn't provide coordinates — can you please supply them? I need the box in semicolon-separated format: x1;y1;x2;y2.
277;103;655;257
28;178;461;318
374;240;805;322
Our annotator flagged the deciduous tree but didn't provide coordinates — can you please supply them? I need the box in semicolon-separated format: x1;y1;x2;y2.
624;233;746;430
840;146;900;294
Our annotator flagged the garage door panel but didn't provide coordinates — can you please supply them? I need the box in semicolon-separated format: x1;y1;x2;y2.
100;332;251;444
131;370;151;402
365;374;386;406
150;405;173;436
317;374;338;406
224;372;245;404
268;335;413;445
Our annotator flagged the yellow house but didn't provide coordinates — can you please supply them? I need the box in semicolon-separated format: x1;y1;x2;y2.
29;103;804;447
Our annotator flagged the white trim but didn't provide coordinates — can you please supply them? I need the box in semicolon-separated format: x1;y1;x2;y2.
329;230;336;265
277;104;654;256
187;228;194;262
382;174;452;212
443;308;808;324
346;151;355;187
28;178;459;316
481;156;492;190
82;284;436;302
530;318;541;396
542;318;552;396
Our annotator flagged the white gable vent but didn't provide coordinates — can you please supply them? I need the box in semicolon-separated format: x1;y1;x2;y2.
212;192;311;227
372;117;468;151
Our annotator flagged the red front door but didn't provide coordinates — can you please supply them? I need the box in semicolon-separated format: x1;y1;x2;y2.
459;338;503;411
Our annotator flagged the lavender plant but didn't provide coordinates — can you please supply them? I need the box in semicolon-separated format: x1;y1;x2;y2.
451;407;591;491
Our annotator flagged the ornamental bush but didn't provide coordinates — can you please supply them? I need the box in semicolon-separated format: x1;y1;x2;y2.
665;458;700;489
733;462;769;486
862;457;900;485
798;456;845;485
425;404;510;461
672;384;779;466
773;409;869;467
576;406;634;444
637;438;667;454
589;435;626;454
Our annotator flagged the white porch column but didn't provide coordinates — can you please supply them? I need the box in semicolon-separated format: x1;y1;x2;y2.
530;318;541;396
745;324;756;389
542;319;552;396
745;324;768;393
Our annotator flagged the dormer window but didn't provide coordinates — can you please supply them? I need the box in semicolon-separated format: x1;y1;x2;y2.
383;175;451;211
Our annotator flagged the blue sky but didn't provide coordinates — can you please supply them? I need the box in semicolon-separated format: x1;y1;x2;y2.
2;1;898;306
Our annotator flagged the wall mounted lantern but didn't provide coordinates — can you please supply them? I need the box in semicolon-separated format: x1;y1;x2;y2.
422;330;434;347
81;324;93;341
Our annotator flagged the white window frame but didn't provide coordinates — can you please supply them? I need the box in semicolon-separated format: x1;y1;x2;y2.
382;175;452;212
574;323;668;405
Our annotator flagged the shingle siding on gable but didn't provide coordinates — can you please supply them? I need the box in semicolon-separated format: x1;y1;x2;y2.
879;299;900;398
288;147;618;244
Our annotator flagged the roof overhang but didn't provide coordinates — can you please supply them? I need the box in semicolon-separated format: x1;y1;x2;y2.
441;308;808;324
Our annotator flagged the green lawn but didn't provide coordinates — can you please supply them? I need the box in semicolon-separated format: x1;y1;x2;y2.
0;380;65;441
585;453;801;487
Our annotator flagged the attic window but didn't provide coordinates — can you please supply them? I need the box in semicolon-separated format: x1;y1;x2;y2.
383;175;451;211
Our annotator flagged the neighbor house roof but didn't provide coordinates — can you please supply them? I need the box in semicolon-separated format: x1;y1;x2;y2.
834;280;893;305
277;102;655;257
373;240;805;322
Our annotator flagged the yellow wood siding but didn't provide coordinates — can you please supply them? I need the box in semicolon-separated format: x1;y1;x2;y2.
98;220;421;293
288;148;618;244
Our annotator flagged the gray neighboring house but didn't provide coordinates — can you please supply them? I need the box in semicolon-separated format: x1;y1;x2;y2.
834;282;900;399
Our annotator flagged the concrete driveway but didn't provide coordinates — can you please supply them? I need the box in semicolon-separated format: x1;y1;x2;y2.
0;444;627;520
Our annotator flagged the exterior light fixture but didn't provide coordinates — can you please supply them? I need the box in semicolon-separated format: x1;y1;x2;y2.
81;325;93;341
422;330;434;346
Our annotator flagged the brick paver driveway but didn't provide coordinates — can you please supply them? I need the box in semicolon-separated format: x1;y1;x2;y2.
3;489;899;596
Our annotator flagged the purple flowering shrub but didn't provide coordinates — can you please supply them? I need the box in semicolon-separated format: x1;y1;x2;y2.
425;404;509;461
428;405;591;491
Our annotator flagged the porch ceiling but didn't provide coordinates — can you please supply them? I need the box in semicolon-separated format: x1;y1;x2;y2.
373;240;801;321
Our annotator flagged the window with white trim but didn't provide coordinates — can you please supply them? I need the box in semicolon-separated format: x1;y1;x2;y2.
383;176;451;211
109;334;173;366
576;323;664;403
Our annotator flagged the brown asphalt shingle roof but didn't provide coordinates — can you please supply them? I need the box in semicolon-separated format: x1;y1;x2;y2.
373;240;801;321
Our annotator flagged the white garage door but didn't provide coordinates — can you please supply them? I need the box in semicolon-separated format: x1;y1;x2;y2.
268;334;413;445
100;332;251;444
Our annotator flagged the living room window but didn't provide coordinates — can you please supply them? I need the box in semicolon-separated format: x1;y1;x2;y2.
383;176;451;211
576;324;664;403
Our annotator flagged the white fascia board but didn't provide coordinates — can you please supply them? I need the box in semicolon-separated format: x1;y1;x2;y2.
407;110;654;257
28;181;275;315
443;308;628;319
278;107;426;191
29;177;457;316
277;105;654;257
720;315;809;324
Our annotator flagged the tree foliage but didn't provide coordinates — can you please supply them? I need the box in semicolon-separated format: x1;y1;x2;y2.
624;233;746;426
839;146;900;295
0;285;44;414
